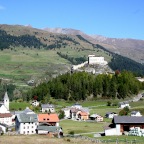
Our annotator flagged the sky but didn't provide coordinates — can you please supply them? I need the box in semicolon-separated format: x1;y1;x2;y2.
0;0;144;40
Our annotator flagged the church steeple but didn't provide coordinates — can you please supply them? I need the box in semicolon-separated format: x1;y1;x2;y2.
4;91;9;110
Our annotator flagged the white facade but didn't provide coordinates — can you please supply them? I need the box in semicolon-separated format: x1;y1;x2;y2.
131;111;142;117
41;104;55;113
105;124;122;136
119;103;130;109
0;105;9;113
18;122;37;134
31;100;39;107
88;55;108;65
63;108;70;119
3;92;9;111
0;124;7;133
0;113;12;126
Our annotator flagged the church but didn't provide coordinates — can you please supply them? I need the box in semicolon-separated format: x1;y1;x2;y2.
0;92;12;126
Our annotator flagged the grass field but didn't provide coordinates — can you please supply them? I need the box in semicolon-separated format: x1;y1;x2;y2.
0;47;112;87
60;119;105;134
10;101;31;110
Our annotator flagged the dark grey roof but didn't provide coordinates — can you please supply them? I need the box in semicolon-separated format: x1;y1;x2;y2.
41;104;54;108
23;107;35;114
119;101;129;105
113;116;144;124
37;125;62;132
17;113;38;123
106;112;117;115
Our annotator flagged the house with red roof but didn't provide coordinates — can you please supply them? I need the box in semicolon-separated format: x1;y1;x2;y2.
77;111;89;120
38;113;59;126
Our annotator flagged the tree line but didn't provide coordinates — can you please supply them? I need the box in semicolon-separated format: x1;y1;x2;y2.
27;71;144;102
0;29;46;50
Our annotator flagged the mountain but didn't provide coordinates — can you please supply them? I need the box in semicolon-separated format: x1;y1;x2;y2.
0;24;144;77
43;27;144;64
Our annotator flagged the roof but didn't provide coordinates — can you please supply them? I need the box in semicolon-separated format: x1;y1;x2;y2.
38;113;59;123
3;92;9;100
0;113;12;118
131;111;140;115
79;111;88;116
113;116;144;124
70;108;81;113
37;125;62;132
119;101;129;105
23;107;35;114
41;104;54;108
90;114;98;118
16;113;38;123
106;112;117;115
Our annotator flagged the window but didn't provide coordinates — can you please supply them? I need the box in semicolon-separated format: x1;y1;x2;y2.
27;126;29;129
27;131;29;133
43;118;45;120
23;126;25;129
32;126;33;128
47;118;49;120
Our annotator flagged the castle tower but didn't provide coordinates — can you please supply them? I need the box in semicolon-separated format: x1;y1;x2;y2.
4;91;9;110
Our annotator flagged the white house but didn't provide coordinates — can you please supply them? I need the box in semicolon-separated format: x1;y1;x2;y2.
0;113;13;126
31;100;39;107
62;108;70;119
105;112;118;119
41;104;55;113
131;111;142;117
15;113;38;135
118;101;130;109
90;114;103;122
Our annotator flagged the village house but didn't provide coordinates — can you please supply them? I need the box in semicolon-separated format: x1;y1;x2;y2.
131;111;142;117
118;101;130;109
105;112;118;119
38;113;59;126
62;107;70;119
31;100;39;107
77;111;89;121
105;116;144;136
90;114;103;122
15;113;38;135
62;103;89;120
36;123;63;137
41;104;55;113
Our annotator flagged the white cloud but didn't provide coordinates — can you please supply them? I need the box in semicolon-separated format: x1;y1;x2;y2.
0;5;5;10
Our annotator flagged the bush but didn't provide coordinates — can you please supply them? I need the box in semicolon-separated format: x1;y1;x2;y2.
68;131;74;135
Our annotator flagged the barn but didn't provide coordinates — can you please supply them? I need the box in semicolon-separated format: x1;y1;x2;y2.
105;116;144;136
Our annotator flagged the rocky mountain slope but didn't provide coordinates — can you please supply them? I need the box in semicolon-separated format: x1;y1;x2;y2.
43;27;144;63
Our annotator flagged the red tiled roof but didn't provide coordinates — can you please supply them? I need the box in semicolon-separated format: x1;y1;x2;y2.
0;113;12;118
38;113;59;123
79;111;88;116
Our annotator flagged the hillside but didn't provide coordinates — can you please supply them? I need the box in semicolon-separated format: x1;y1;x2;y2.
44;27;144;64
0;24;144;87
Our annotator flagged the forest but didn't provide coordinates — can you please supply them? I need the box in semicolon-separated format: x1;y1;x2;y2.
0;29;46;49
27;71;144;102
